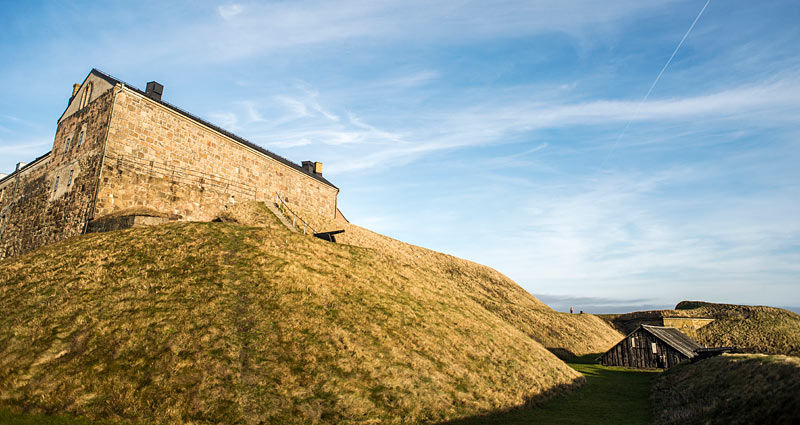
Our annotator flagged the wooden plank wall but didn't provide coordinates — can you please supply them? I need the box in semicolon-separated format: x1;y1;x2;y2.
599;328;688;369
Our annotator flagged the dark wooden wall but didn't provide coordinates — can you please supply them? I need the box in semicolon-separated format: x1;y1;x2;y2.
599;329;688;369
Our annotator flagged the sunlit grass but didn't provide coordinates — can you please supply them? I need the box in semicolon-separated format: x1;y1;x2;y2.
0;202;620;424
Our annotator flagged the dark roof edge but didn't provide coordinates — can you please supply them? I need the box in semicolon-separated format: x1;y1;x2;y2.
0;151;53;186
91;69;338;190
640;325;700;357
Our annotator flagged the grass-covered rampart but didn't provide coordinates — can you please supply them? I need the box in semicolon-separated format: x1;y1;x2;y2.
651;354;800;424
0;202;616;424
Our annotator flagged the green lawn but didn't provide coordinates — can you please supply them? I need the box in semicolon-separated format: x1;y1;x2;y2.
441;355;661;425
1;356;659;425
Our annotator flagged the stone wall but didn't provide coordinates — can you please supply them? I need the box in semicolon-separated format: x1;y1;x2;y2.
94;88;338;222
0;89;114;258
86;214;176;234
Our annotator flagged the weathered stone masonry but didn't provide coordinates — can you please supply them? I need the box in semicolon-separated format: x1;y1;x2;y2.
0;69;339;258
0;88;114;258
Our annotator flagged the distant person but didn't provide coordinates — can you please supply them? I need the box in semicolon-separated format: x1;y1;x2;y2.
580;310;584;314
570;306;574;314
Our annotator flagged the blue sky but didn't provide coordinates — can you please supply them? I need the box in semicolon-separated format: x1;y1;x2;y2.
2;0;799;313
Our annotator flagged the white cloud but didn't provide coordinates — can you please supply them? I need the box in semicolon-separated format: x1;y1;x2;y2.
275;96;310;119
120;0;680;63
323;78;800;173
239;101;264;123
267;138;312;149
208;112;238;130
217;3;244;20
461;160;800;305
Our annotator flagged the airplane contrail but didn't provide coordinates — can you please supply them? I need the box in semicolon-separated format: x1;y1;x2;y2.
608;0;712;156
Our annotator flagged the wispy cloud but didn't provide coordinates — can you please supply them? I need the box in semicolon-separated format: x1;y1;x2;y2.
238;101;264;123
96;0;679;64
458;154;800;305
323;78;800;173
217;3;244;20
208;112;238;130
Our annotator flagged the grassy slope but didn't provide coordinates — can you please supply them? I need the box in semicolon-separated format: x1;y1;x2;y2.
676;301;800;356
605;301;800;356
0;202;596;424
295;206;622;357
651;354;800;425
1;355;660;425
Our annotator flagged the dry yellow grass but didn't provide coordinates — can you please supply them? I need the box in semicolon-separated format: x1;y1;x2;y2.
651;354;800;424
604;301;800;356
0;202;610;424
291;204;622;357
675;301;800;356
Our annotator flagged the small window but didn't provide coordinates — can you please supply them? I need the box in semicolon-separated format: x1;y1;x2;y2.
64;137;71;153
67;170;73;186
630;339;636;348
651;342;658;354
79;83;93;109
54;176;60;192
77;131;84;147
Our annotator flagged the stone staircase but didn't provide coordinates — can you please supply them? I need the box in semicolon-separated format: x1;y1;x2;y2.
266;202;298;233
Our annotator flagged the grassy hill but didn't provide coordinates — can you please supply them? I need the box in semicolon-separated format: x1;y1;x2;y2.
290;204;622;358
0;202;619;424
651;354;800;424
675;301;800;356
603;301;800;356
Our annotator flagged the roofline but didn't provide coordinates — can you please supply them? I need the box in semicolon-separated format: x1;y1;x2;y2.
0;151;52;186
81;69;338;191
639;325;700;358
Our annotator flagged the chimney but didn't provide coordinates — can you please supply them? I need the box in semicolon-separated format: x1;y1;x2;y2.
302;161;323;176
69;83;81;104
145;81;164;102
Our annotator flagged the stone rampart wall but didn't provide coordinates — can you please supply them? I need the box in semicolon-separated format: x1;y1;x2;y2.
95;89;338;221
0;90;114;258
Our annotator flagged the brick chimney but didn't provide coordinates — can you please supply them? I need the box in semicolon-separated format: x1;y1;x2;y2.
69;83;81;104
302;161;323;176
145;81;164;102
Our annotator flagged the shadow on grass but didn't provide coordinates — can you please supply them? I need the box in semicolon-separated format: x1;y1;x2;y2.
0;409;120;425
547;347;578;360
438;354;659;425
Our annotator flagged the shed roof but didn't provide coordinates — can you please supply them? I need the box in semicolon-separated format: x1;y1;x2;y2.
640;325;703;358
87;69;338;190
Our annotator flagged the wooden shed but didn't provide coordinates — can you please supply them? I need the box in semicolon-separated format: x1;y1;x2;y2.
598;325;703;369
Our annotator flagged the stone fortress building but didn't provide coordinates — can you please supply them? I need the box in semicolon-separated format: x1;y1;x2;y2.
0;69;341;259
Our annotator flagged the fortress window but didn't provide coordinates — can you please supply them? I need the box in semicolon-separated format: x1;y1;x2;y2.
54;176;59;192
79;83;93;109
67;170;73;186
64;137;71;153
77;131;84;147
